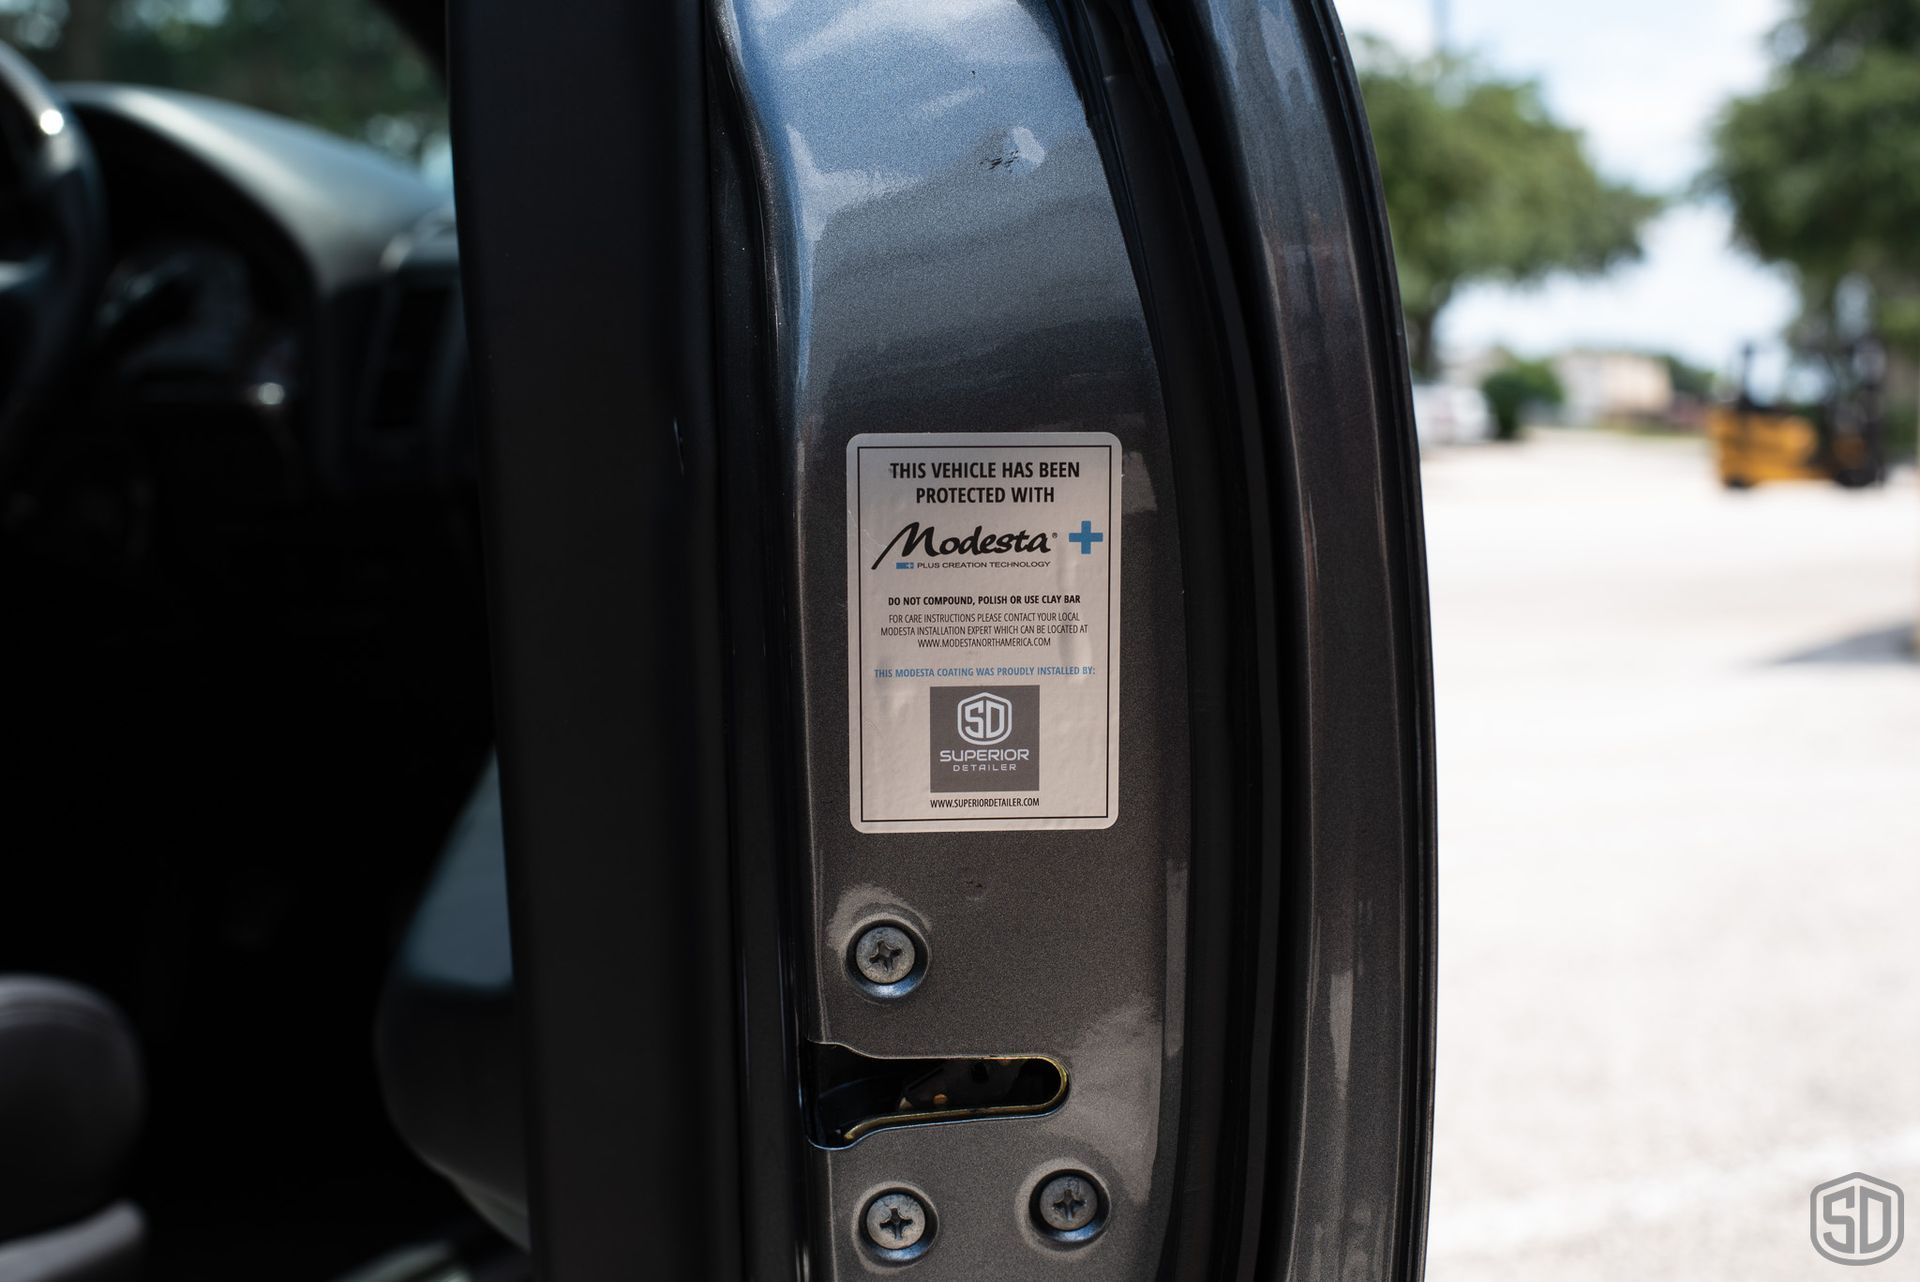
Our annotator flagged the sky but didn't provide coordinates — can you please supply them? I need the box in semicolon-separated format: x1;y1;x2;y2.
1337;0;1801;372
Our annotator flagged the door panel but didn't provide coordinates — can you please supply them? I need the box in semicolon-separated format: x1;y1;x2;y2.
713;1;1190;1273
449;0;1433;1275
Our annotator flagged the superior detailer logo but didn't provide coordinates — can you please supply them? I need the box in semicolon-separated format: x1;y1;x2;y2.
929;686;1039;792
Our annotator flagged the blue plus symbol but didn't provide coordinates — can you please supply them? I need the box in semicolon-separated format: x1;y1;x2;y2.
1068;519;1104;555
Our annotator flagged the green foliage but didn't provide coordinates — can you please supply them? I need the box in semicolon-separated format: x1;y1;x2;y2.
1662;353;1717;401
1886;400;1919;455
1360;46;1661;376
2;0;443;164
1480;359;1564;441
1712;38;1920;300
1709;0;1920;453
1712;6;1920;325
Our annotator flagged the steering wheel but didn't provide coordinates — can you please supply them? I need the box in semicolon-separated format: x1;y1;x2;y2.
0;41;104;486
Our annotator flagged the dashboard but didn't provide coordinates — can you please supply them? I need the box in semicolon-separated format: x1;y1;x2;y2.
0;85;500;1277
63;84;472;499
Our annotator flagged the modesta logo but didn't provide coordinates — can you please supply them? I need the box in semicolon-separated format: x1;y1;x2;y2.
958;692;1012;746
930;686;1038;792
870;522;1052;570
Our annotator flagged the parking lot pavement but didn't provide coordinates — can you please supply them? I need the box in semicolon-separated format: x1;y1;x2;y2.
1419;430;1920;1280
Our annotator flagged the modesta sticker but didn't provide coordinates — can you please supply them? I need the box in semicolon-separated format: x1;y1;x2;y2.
847;432;1121;833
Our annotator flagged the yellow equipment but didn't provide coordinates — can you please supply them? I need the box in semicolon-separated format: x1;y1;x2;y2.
1709;341;1886;490
1707;405;1872;489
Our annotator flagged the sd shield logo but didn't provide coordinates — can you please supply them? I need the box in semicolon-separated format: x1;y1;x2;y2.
929;686;1038;792
957;692;1013;746
1813;1173;1904;1265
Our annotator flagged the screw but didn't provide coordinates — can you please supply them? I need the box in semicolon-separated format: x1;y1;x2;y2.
863;1190;929;1252
1035;1171;1105;1240
852;923;917;987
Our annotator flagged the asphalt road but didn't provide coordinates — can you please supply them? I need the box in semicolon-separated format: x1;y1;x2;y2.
1420;430;1920;1280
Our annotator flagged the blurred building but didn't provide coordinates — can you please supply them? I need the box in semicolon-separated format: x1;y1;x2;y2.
1553;350;1674;426
1411;382;1495;447
1441;347;1510;392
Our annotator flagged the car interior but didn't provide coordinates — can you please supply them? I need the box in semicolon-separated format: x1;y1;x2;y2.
1;5;528;1279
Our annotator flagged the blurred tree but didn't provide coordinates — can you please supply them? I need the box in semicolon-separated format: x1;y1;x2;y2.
1661;353;1718;402
1;0;443;164
1360;46;1661;377
1709;0;1920;448
1480;358;1563;441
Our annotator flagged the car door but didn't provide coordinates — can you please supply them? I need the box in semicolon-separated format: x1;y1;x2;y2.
446;0;1435;1277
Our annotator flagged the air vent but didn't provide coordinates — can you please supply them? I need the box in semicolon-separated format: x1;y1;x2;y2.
365;280;453;436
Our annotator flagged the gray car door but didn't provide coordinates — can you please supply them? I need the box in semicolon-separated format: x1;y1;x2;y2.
446;0;1436;1276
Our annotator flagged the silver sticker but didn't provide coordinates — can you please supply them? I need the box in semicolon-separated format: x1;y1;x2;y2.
847;432;1121;833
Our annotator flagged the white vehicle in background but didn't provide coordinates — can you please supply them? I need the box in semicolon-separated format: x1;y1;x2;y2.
1412;381;1495;446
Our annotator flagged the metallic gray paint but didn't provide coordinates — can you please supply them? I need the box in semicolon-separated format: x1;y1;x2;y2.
713;0;1192;1275
1176;0;1438;1275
